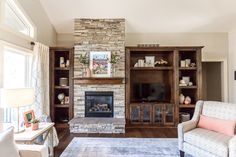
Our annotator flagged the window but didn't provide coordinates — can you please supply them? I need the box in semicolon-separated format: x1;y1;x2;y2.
0;0;35;38
0;44;32;122
3;47;31;88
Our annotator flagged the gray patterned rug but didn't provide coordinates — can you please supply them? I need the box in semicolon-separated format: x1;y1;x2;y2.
60;138;191;157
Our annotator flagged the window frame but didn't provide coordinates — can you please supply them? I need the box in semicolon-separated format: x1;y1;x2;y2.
0;0;37;40
0;40;33;89
0;40;33;122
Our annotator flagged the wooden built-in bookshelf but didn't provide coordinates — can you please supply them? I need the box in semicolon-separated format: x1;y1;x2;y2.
49;47;74;129
125;46;203;127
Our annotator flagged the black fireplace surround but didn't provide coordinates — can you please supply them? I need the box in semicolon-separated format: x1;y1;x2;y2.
85;91;114;117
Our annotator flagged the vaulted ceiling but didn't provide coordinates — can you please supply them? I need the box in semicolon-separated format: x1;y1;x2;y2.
39;0;236;33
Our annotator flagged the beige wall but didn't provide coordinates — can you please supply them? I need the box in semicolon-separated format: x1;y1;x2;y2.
57;33;74;47
228;32;236;103
126;33;228;61
57;32;228;61
0;0;57;49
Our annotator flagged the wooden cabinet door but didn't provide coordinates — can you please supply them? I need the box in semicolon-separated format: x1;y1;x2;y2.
141;104;152;124
164;104;175;125
153;104;164;125
130;104;141;124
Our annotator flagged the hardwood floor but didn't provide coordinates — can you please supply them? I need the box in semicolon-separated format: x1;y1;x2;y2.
54;128;178;157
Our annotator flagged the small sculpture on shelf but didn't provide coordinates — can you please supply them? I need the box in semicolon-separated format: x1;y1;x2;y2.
190;63;196;67
184;96;192;105
179;94;192;105
154;59;168;66
179;76;193;86
179;79;187;86
58;93;65;104
60;57;65;68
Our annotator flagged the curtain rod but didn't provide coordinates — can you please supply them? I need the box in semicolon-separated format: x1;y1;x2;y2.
30;41;35;46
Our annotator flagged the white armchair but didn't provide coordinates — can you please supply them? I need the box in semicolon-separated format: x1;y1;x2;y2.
0;126;48;157
178;101;236;157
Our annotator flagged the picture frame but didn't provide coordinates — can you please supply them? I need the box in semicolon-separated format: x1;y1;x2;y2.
65;96;69;104
23;110;35;128
145;56;155;67
89;51;111;77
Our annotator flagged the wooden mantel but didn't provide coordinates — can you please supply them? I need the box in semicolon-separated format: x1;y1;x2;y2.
73;77;125;84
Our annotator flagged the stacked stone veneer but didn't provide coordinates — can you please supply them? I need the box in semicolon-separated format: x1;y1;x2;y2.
72;19;125;133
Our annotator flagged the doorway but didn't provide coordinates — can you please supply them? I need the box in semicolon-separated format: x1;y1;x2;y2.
202;62;223;101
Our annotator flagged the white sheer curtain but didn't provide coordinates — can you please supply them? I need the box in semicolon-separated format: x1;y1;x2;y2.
31;42;59;147
31;42;49;117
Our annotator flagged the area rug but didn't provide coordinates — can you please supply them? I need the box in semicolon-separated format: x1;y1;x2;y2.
60;138;192;157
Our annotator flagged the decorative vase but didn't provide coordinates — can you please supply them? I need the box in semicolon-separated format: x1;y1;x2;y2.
60;57;65;68
81;65;88;77
66;60;70;67
179;94;185;104
31;123;39;130
85;67;91;77
111;65;116;77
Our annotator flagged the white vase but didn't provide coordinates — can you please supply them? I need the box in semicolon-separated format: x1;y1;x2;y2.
111;65;116;77
85;67;91;77
179;94;185;104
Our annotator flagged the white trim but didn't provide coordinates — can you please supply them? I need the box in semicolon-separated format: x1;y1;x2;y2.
7;0;37;38
0;0;5;23
0;40;32;54
0;40;32;88
0;44;4;88
0;0;37;40
202;58;228;102
0;24;34;41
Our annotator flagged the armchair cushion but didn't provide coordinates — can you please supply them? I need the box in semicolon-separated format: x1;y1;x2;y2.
184;128;231;157
18;144;48;157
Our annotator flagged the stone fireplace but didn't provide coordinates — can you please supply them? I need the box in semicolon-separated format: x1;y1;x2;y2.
85;91;114;117
70;19;126;133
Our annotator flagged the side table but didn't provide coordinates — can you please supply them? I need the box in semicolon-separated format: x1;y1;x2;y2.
14;122;54;157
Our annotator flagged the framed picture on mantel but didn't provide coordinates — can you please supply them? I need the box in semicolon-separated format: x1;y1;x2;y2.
90;51;111;77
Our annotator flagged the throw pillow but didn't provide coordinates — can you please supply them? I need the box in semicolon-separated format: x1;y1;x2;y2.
0;127;20;157
198;115;236;136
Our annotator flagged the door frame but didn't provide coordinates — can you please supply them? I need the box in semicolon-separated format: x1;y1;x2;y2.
202;59;228;102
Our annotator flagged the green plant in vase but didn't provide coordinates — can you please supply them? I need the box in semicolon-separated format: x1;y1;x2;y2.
31;118;40;130
77;53;91;77
110;52;120;77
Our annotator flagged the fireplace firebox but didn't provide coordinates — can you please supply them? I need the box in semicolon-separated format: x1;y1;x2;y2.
85;91;114;117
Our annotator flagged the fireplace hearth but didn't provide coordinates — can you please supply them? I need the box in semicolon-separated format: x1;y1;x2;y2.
85;91;114;117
